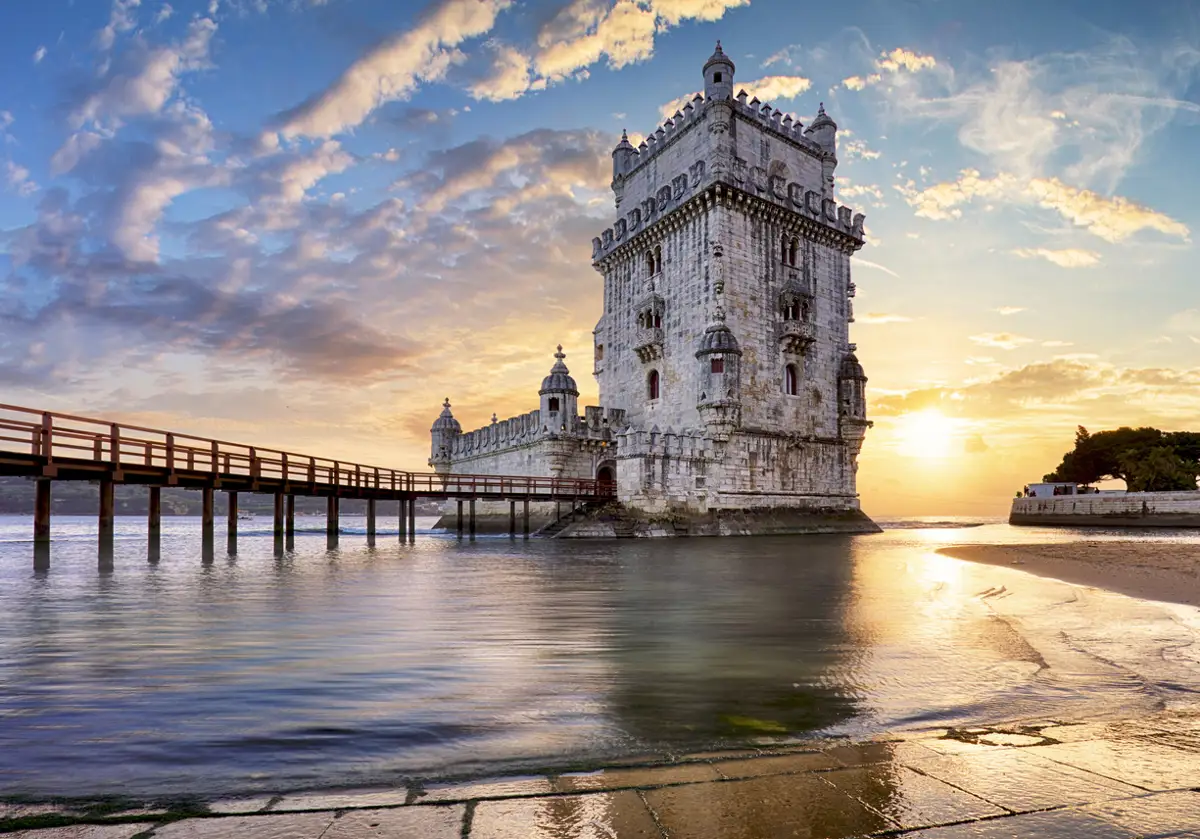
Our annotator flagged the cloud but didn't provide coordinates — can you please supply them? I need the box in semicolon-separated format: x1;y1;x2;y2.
1041;340;1074;347
271;0;511;140
70;16;217;128
970;332;1035;350
659;74;812;119
33;46;47;64
857;312;912;324
851;257;899;278
467;44;539;102
841;47;936;90
4;161;38;196
1167;309;1200;333
1011;247;1101;267
902;169;1190;243
889;40;1200;191
97;0;142;51
995;306;1025;315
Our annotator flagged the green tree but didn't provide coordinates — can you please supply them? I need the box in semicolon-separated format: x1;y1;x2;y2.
1044;426;1198;488
1120;446;1199;492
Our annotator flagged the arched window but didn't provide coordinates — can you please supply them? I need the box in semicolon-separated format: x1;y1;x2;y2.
548;397;560;412
710;357;724;374
781;236;789;264
647;370;660;400
595;343;604;361
654;245;662;274
789;238;799;267
645;250;655;276
653;312;662;328
784;364;798;396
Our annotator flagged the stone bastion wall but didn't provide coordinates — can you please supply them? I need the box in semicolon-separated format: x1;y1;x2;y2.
1011;492;1200;527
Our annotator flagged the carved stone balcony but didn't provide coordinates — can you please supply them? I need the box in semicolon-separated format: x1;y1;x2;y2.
634;327;664;362
777;320;815;354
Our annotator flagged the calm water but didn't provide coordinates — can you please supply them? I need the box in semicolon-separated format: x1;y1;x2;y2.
2;515;1199;799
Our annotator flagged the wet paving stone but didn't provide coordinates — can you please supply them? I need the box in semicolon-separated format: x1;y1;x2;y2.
553;763;720;793
823;741;901;767
149;811;336;838
820;765;1005;828
268;787;409;812
902;809;1137;838
643;773;892;838
2;825;159;839
321;805;463;838
1034;738;1200;791
469;791;662;839
914;747;1144;811
710;751;840;780
1082;791;1200;836
415;776;553;803
204;795;274;814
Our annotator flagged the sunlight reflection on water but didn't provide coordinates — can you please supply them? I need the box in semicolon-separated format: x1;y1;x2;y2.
0;515;1197;798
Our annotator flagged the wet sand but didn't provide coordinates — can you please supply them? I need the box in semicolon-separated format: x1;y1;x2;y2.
939;542;1200;607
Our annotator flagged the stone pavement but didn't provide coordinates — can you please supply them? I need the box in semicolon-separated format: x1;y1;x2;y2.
5;711;1200;838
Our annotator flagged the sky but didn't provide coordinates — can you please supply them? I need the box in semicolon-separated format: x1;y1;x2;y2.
1;0;1198;517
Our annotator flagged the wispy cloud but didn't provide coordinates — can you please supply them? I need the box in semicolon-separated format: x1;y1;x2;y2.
842;47;937;90
901;170;1189;243
995;306;1026;315
1011;247;1101;267
659;74;811;119
857;312;913;324
970;332;1036;350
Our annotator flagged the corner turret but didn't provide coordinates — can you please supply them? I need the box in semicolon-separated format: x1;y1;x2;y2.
539;345;579;434
838;352;871;460
703;41;735;101
429;397;462;472
695;310;742;442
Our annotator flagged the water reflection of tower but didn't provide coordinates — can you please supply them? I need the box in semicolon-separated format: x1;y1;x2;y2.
599;537;863;750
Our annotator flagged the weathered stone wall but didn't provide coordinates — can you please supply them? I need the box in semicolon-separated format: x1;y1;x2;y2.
1011;492;1200;527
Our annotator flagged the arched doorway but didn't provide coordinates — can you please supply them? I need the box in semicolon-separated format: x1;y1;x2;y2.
596;461;616;492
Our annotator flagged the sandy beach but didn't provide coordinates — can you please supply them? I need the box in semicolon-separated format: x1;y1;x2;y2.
939;541;1200;607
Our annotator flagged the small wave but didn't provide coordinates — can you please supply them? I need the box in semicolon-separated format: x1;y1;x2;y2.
881;520;988;530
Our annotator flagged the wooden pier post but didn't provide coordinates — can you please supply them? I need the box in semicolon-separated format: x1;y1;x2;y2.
99;476;115;551
227;491;238;535
148;487;161;537
326;496;339;541
509;500;516;537
227;491;238;555
201;487;214;561
147;486;161;562
523;498;530;538
366;498;376;540
273;493;284;538
201;488;214;535
285;494;295;538
456;500;463;539
34;478;51;544
407;498;415;541
398;498;407;540
469;498;476;540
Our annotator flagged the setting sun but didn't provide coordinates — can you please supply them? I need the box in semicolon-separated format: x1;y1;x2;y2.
895;410;957;459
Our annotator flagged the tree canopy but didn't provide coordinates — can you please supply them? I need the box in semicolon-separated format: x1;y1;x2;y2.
1044;426;1200;492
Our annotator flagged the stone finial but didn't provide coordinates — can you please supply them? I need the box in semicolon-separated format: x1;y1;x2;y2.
443;397;450;409
556;344;565;359
491;413;498;424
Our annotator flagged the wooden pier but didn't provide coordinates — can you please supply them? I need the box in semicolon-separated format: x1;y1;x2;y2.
0;403;613;565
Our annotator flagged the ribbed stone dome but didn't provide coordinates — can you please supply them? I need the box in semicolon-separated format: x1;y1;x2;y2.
703;40;734;73
430;398;461;433
696;315;742;356
809;102;836;131
840;352;867;380
539;346;579;395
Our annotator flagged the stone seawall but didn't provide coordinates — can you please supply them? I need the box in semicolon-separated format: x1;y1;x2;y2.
1010;492;1200;528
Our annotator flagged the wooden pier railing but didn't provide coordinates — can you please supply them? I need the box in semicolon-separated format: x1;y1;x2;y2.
0;402;615;558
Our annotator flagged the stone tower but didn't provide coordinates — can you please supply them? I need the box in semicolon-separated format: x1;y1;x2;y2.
589;43;876;529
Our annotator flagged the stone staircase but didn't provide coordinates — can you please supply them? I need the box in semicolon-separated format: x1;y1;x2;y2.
534;501;603;538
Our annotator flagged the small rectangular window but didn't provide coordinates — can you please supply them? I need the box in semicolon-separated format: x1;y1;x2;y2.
596;344;604;360
710;358;724;374
548;397;560;412
714;72;722;83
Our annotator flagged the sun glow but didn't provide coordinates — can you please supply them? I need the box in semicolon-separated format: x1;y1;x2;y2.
895;410;957;459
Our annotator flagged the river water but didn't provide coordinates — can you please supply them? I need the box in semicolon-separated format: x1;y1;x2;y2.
1;515;1199;799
